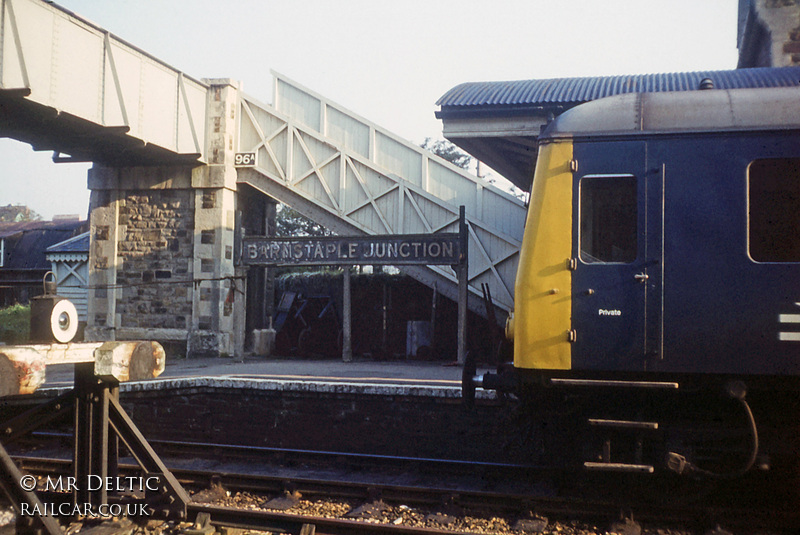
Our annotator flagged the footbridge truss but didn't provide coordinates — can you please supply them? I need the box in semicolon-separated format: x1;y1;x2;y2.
236;74;525;315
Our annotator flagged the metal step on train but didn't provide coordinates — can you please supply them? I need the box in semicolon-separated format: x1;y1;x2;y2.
584;417;659;474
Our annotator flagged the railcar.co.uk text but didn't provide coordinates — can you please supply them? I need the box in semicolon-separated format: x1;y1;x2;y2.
18;475;156;517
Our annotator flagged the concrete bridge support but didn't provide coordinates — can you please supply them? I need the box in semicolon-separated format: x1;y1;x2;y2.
85;80;244;358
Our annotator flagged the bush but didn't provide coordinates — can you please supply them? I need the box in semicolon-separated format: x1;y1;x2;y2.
0;304;30;345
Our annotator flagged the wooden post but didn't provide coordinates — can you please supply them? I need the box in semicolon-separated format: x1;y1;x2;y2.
342;267;352;362
457;206;468;365
430;282;437;355
382;282;389;357
234;267;247;358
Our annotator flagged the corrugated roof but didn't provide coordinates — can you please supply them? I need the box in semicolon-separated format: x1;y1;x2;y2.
436;66;800;111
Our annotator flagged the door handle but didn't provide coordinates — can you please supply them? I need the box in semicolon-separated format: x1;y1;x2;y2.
634;272;649;282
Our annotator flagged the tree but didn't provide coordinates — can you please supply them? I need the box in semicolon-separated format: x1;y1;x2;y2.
275;204;330;237
420;138;472;170
0;204;42;222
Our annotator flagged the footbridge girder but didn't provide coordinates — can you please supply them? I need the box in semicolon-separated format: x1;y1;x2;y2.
0;0;207;165
237;74;526;317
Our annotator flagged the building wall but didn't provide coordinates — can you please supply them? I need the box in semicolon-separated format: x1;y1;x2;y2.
0;220;86;307
49;260;89;322
739;0;800;67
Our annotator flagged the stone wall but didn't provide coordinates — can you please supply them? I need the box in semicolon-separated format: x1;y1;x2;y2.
85;167;199;352
116;190;194;331
121;385;510;463
739;0;800;67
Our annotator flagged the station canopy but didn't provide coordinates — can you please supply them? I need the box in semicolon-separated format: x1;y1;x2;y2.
436;66;800;191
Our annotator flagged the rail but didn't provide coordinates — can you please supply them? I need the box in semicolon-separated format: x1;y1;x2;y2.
11;440;799;533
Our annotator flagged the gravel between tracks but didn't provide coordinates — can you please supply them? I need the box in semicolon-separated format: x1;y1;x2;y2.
209;489;695;535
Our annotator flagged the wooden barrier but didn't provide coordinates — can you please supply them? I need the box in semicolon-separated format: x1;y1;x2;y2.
0;341;165;395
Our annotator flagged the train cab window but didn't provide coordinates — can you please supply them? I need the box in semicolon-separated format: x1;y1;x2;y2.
749;158;800;262
579;175;637;263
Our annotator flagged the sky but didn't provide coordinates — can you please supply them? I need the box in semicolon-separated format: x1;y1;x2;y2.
0;0;740;220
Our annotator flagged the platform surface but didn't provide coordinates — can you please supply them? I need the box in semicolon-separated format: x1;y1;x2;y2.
41;355;493;392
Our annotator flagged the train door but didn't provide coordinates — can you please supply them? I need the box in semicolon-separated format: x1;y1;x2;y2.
570;141;662;371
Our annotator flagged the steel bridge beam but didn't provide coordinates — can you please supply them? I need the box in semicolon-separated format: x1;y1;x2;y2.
0;0;207;165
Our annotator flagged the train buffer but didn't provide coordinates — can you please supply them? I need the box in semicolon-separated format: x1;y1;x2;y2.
0;341;190;535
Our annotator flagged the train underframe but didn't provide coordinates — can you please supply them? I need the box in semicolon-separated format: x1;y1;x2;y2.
470;365;800;512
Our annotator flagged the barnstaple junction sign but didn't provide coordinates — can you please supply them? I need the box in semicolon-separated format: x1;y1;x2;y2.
239;208;470;363
243;234;461;266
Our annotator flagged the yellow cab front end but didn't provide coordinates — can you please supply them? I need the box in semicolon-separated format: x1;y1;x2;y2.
508;139;573;371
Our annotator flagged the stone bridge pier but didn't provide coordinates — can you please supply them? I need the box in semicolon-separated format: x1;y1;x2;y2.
85;80;246;358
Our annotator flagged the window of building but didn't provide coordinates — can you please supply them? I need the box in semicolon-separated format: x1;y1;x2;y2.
580;174;637;263
749;158;800;262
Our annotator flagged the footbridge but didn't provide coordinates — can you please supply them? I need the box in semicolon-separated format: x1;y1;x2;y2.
236;74;524;314
0;0;524;354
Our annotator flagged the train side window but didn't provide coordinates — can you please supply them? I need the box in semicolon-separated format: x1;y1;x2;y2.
579;175;637;263
749;158;800;262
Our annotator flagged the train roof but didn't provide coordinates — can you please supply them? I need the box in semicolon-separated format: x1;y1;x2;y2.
436;66;800;119
541;86;800;139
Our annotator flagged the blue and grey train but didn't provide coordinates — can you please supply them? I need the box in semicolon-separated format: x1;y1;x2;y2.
464;84;800;502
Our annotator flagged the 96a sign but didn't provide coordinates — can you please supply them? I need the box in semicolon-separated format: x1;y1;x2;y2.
234;152;256;166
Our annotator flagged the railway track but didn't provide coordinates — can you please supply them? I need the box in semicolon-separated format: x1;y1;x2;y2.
9;439;797;535
10;455;575;535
